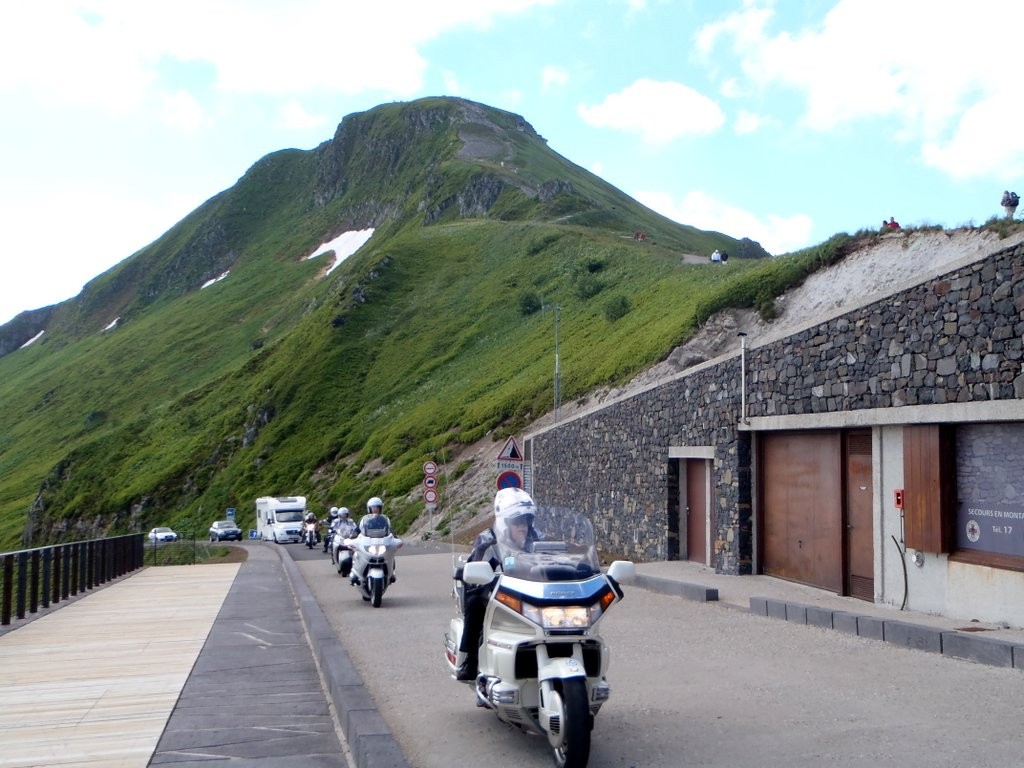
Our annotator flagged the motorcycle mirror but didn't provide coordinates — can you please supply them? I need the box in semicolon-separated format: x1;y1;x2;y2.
463;561;496;585
607;560;636;584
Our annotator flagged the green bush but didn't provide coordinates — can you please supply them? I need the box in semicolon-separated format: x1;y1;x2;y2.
604;295;631;321
519;291;542;315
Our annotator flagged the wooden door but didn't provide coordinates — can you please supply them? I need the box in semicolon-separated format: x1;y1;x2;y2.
686;459;707;564
761;431;843;592
844;430;874;600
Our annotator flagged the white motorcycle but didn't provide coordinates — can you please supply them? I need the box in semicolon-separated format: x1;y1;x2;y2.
331;519;359;577
302;520;318;549
444;509;634;768
345;524;402;607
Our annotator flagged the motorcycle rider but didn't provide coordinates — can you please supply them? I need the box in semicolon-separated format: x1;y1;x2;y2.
352;497;396;585
303;510;319;545
323;507;340;552
331;507;359;576
454;487;542;681
358;496;391;535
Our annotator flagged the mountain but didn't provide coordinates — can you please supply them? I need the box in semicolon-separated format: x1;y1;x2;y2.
0;95;796;549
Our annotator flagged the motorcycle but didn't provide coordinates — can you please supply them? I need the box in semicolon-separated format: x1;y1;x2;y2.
331;519;359;577
322;525;333;554
444;508;634;768
345;522;402;607
303;520;318;549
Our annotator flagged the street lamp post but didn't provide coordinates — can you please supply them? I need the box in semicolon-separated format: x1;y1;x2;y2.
542;303;562;418
553;305;561;417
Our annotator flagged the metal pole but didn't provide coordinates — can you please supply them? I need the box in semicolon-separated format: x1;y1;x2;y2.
553;305;561;417
738;332;748;424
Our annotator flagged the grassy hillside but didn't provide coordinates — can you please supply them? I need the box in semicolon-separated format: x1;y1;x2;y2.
0;96;858;550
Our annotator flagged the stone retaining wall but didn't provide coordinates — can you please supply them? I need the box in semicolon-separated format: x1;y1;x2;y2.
528;240;1024;572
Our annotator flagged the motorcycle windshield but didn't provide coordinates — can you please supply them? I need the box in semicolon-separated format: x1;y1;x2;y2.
496;507;600;582
362;519;390;538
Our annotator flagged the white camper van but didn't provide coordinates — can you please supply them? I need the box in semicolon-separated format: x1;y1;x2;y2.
255;496;307;543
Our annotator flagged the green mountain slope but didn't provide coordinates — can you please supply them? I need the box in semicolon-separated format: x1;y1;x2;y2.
0;96;842;549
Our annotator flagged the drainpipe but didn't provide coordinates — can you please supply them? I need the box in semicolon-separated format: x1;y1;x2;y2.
737;332;748;424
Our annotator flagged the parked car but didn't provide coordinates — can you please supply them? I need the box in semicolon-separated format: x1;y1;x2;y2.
209;520;243;542
148;527;179;542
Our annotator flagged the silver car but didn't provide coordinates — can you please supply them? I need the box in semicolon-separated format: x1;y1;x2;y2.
148;527;178;542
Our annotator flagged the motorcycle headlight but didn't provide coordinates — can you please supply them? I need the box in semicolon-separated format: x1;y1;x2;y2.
497;589;613;630
367;544;387;556
530;605;594;629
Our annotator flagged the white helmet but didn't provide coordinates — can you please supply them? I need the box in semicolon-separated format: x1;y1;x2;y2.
367;496;384;514
493;487;536;523
338;506;350;518
329;507;339;518
493;488;536;551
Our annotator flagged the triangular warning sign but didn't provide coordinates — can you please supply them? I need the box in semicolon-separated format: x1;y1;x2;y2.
498;435;523;461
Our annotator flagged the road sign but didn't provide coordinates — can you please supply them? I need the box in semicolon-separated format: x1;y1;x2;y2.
424;488;439;504
423;475;437;489
497;436;523;461
423;460;438;475
496;470;522;489
226;508;236;518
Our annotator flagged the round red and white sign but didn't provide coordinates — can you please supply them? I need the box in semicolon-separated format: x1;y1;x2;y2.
423;460;438;475
424;488;439;504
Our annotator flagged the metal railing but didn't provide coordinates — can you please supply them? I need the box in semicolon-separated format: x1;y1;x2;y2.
0;533;144;626
144;532;201;566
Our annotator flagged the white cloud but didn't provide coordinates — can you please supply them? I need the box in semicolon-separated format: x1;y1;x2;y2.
0;4;157;112
578;79;725;144
0;185;210;324
500;89;524;107
0;1;559;109
698;1;1024;180
442;71;463;95
280;100;328;131
733;109;763;135
541;65;569;92
921;91;1024;181
636;189;812;256
159;90;206;133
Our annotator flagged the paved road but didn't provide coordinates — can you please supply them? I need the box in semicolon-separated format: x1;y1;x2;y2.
290;541;1024;768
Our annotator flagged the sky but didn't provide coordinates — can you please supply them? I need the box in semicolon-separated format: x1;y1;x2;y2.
3;0;1024;325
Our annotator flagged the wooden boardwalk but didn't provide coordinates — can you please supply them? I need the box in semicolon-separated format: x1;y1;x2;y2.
0;564;238;768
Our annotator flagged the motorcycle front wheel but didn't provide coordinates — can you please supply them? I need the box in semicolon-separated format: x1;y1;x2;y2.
551;678;591;768
370;577;383;608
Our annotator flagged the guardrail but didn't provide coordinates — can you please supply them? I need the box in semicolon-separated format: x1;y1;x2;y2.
0;533;144;626
144;532;201;566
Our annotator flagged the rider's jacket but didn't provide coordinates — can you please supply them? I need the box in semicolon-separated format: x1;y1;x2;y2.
332;518;359;539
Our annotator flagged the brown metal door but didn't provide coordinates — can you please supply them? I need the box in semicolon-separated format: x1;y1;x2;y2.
844;430;874;600
761;431;843;592
686;459;707;564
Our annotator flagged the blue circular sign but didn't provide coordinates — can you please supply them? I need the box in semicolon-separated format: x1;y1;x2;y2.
496;470;522;489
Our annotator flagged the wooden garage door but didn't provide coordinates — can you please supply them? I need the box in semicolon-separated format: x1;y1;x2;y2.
761;431;843;592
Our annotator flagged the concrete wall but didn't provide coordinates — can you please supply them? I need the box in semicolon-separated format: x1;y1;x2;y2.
526;235;1024;625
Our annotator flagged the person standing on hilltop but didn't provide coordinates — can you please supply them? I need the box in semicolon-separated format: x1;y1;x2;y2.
1001;190;1019;218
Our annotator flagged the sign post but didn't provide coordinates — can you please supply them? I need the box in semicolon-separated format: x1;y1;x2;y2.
495;436;524;490
423;460;439;527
